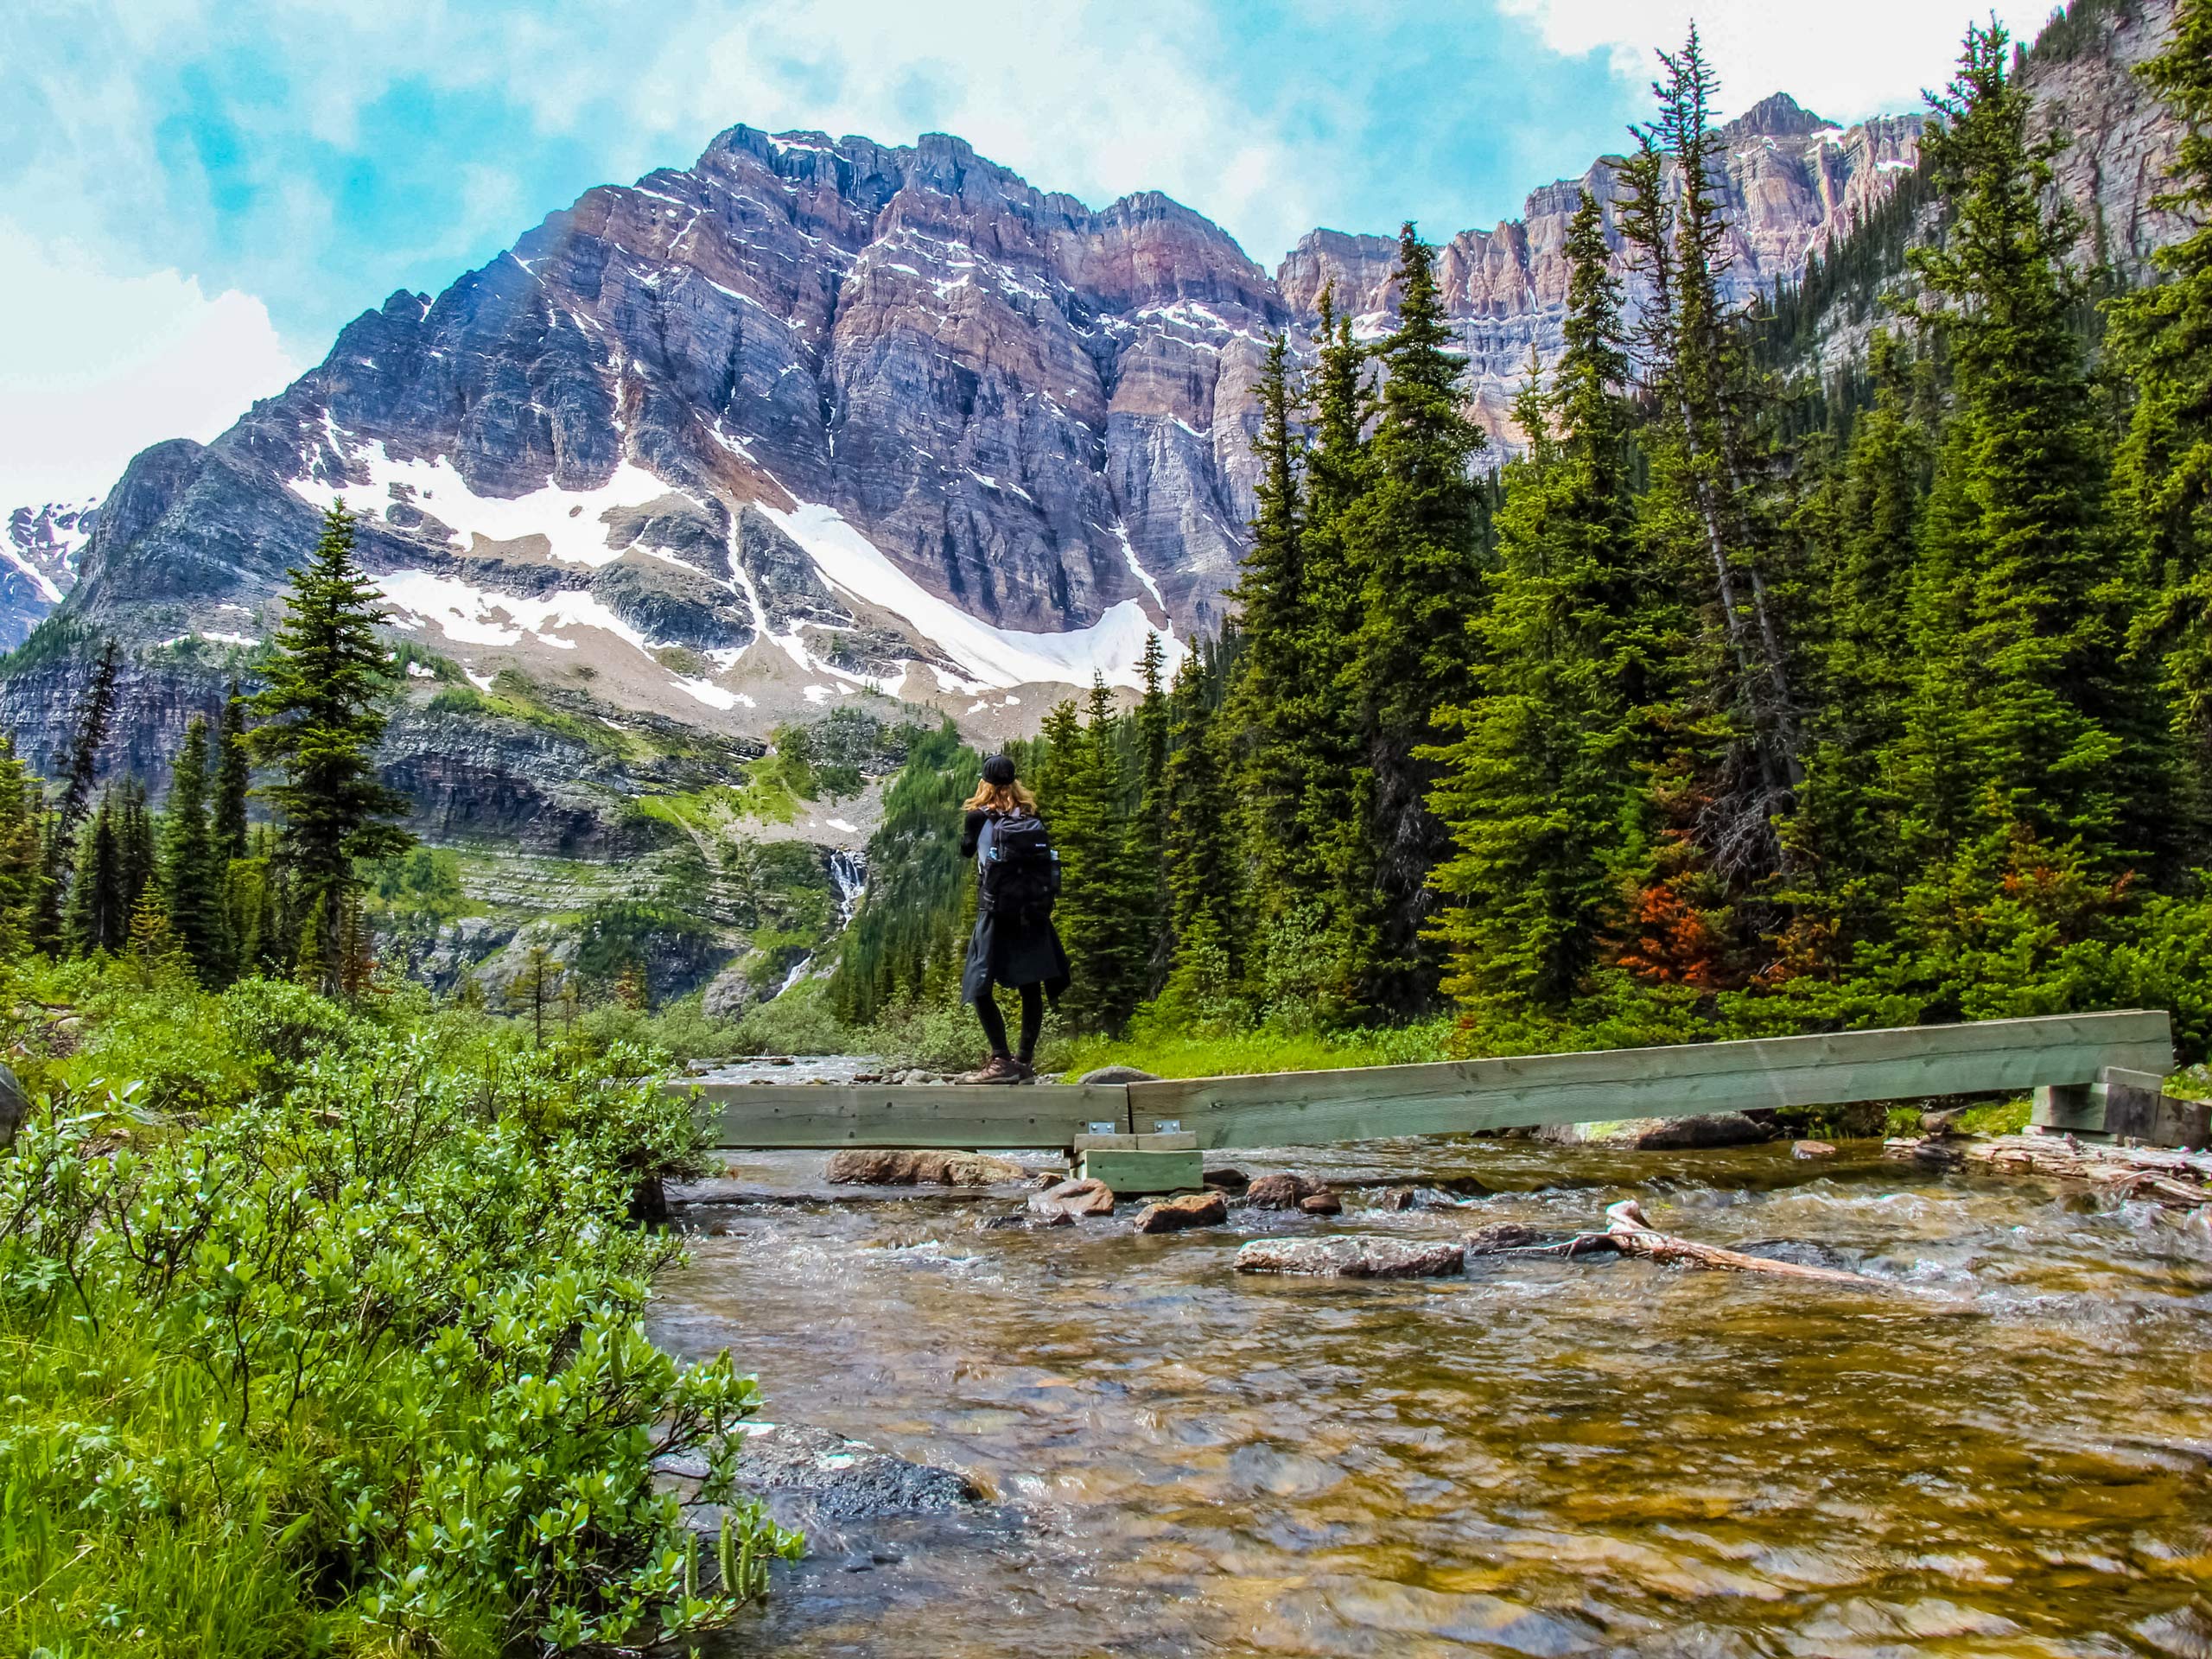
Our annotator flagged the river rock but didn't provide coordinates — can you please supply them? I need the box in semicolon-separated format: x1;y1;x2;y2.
826;1149;1029;1186
1246;1173;1325;1209
711;1423;981;1523
1298;1191;1343;1216
1539;1113;1771;1150
1078;1065;1162;1085
0;1061;22;1148
1465;1224;1543;1255
1202;1166;1249;1191
1029;1178;1116;1221
1236;1236;1467;1278
1793;1139;1839;1159
1133;1192;1228;1233
1376;1186;1418;1211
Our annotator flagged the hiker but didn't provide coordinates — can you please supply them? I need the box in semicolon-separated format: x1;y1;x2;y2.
957;753;1069;1084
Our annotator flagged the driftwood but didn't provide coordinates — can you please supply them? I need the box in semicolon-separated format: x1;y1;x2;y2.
1963;1133;2212;1209
1503;1199;1889;1287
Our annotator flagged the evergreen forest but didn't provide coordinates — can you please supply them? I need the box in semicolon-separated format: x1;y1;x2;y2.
832;9;2212;1068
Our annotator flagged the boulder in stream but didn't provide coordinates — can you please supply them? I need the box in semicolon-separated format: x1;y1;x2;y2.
1029;1178;1116;1221
1246;1173;1327;1210
1465;1224;1544;1255
1793;1139;1839;1159
1133;1192;1228;1233
827;1149;1030;1186
1236;1236;1466;1278
1298;1191;1343;1216
1539;1113;1770;1150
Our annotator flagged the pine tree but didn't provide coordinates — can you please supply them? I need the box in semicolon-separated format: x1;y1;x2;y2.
0;737;46;957
1034;683;1145;1033
160;716;231;985
2109;0;2212;852
1426;193;1650;1012
1336;224;1491;1017
1158;653;1245;1023
1227;332;1313;917
213;680;252;861
1131;632;1173;993
116;778;156;927
1899;21;2133;875
36;636;121;946
507;943;566;1048
63;791;126;956
124;887;186;988
251;503;415;995
1781;334;1936;965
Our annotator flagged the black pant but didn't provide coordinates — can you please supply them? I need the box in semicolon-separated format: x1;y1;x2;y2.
972;979;1044;1061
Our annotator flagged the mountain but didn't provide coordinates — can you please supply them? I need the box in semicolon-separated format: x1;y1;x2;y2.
0;0;2187;828
1;500;91;647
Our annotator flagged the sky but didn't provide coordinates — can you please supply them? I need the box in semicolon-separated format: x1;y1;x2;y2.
0;0;2061;511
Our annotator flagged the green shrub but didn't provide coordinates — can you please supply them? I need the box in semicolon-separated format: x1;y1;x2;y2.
0;995;795;1655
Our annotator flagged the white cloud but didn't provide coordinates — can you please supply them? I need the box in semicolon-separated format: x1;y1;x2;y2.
0;222;302;510
1495;0;2060;122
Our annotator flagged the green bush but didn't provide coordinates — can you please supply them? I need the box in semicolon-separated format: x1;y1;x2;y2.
0;988;795;1656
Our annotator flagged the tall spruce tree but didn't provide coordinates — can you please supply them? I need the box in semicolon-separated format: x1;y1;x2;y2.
1034;683;1146;1033
2109;0;2212;852
1781;334;1936;965
251;503;414;993
1227;332;1313;918
213;680;252;861
1132;632;1173;993
0;737;47;957
1158;653;1245;1022
1899;21;2133;881
1426;194;1649;1012
160;716;230;985
36;635;122;946
63;791;127;957
1336;224;1491;1017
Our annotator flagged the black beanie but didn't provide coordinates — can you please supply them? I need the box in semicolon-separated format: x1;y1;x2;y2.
981;753;1016;786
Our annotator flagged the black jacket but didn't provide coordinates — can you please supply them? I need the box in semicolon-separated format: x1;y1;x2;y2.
959;808;1071;1001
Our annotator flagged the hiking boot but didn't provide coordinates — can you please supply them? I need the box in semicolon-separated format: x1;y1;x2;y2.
1011;1058;1037;1083
957;1056;1023;1085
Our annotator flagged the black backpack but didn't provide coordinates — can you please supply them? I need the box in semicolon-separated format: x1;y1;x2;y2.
977;812;1060;922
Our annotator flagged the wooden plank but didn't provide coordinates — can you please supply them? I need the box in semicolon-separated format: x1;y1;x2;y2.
1125;1011;2175;1150
1080;1147;1204;1193
1071;1131;1198;1154
681;1083;1129;1148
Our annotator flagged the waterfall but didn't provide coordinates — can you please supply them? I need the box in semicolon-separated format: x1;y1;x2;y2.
830;849;866;925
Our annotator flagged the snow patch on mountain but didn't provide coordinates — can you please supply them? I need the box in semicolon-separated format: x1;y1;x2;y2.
294;442;694;567
751;490;1180;691
374;569;654;655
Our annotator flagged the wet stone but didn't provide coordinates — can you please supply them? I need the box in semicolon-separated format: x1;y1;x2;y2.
729;1423;982;1522
1133;1191;1229;1233
1203;1166;1250;1191
826;1149;1030;1186
1246;1173;1325;1210
1299;1191;1344;1216
1236;1236;1467;1278
1465;1224;1544;1255
1794;1139;1840;1159
1029;1178;1116;1221
1376;1186;1419;1211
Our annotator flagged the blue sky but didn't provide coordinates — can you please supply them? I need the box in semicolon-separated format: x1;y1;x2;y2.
0;0;2056;506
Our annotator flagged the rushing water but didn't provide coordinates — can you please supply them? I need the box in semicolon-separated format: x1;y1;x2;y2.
651;1134;2212;1656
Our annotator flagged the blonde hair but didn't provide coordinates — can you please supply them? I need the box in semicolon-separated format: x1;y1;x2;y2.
963;779;1036;814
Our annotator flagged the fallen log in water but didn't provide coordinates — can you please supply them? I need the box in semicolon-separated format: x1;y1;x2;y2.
1961;1133;2212;1208
1495;1199;1890;1287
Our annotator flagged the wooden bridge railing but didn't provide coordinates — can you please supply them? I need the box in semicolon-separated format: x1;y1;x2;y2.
680;1008;2177;1152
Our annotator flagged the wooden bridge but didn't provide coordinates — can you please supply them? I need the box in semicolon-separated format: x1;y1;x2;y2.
680;1008;2200;1152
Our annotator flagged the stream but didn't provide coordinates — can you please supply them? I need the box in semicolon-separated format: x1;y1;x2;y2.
652;1110;2212;1656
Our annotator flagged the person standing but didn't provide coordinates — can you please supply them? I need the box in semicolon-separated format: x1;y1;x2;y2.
957;753;1069;1084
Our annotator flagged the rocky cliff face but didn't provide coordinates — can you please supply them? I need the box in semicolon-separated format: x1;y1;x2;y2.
7;0;2190;768
1275;92;1923;434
